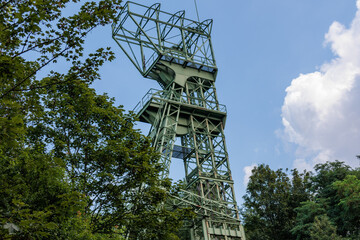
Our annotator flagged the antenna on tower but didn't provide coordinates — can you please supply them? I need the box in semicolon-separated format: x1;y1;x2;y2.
194;0;200;21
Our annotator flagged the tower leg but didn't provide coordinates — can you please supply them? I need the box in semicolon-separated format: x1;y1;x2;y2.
152;85;182;179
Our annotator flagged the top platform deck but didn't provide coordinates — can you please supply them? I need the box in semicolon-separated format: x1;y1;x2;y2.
112;1;217;79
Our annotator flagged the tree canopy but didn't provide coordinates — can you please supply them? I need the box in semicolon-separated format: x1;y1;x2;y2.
242;161;360;240
242;164;310;240
0;1;190;239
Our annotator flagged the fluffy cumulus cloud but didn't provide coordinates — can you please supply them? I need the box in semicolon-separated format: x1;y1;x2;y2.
282;0;360;169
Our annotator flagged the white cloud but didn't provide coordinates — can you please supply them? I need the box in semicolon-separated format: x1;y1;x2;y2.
282;0;360;169
243;164;257;187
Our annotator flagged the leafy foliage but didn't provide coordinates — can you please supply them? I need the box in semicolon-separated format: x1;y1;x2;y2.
242;164;310;240
309;215;342;240
0;0;120;97
310;161;359;238
0;0;190;239
291;201;326;240
242;161;360;240
333;175;360;238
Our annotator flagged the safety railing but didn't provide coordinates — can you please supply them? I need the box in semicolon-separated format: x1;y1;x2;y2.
133;88;227;114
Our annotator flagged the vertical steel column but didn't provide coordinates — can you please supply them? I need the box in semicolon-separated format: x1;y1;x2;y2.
152;83;182;179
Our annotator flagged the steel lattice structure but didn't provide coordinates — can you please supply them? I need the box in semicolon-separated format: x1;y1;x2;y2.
112;2;246;239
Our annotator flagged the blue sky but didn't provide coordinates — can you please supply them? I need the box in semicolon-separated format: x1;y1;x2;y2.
89;0;360;202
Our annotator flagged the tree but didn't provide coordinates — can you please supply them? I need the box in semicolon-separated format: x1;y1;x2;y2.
0;146;88;239
291;201;326;240
290;161;360;239
1;1;122;238
311;161;355;237
242;164;310;240
309;215;342;240
36;78;188;239
0;0;121;163
0;0;121;97
242;161;360;240
1;1;190;239
333;175;360;238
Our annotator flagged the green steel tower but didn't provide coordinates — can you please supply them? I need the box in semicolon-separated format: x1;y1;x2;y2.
112;2;246;239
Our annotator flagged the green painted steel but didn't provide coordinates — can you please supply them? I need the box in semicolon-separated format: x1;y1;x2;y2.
112;2;246;239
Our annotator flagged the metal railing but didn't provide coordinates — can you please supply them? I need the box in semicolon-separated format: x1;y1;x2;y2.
169;189;239;221
133;88;227;114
